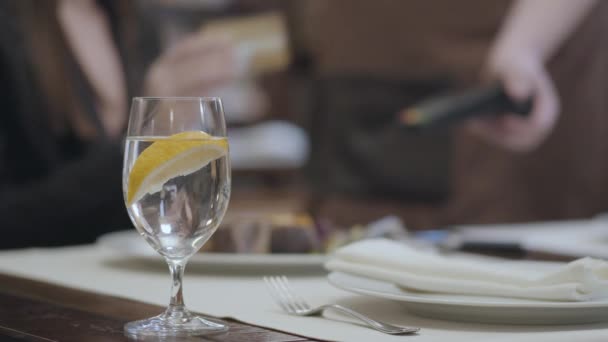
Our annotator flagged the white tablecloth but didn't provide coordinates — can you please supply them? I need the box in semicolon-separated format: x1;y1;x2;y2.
0;245;607;342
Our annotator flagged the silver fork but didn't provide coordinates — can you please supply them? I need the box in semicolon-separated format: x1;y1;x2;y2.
263;276;420;335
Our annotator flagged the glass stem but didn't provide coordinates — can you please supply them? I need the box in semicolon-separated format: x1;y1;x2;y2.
165;259;189;320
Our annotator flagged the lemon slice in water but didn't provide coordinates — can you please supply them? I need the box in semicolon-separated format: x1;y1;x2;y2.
126;131;228;205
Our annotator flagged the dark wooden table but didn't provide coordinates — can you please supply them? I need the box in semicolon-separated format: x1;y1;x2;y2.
0;273;315;342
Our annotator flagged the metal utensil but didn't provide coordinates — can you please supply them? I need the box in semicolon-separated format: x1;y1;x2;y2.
264;276;420;335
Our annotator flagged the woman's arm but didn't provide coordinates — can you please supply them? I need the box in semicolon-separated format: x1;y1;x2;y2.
469;0;597;152
492;0;598;63
0;144;128;249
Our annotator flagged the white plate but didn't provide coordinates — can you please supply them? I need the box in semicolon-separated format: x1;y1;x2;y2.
328;271;608;325
97;230;326;269
446;218;608;259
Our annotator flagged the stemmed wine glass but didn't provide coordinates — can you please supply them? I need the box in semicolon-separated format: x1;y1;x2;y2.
122;97;231;336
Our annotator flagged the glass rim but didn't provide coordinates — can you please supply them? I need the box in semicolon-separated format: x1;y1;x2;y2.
132;96;222;102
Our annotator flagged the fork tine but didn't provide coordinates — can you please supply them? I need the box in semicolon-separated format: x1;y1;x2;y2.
273;277;303;313
274;276;302;310
274;276;306;312
280;276;312;310
268;276;299;313
263;276;291;313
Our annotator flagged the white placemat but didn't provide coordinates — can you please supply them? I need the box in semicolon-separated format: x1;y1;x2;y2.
0;246;607;342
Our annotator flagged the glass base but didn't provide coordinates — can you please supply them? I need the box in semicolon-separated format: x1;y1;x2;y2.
124;307;228;337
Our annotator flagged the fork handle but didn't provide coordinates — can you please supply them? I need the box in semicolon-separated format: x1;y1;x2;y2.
321;304;419;335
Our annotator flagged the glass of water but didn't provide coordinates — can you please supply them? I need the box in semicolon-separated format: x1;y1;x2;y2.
123;97;231;337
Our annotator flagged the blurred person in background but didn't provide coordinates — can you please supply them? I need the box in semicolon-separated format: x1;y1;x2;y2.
295;0;607;226
0;0;237;248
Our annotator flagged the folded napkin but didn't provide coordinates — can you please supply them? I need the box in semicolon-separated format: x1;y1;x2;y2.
325;239;608;301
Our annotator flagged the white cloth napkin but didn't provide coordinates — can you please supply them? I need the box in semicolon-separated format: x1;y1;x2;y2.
325;239;608;301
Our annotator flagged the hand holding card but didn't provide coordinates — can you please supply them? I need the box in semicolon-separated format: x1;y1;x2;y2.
202;12;291;77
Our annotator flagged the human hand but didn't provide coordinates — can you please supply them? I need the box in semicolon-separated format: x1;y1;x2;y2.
144;31;237;97
468;49;560;152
